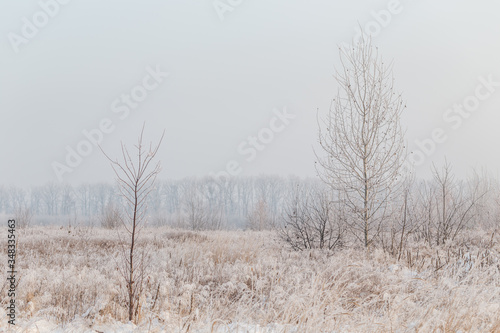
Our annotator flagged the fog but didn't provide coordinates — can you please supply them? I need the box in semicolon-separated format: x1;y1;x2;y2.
1;0;500;187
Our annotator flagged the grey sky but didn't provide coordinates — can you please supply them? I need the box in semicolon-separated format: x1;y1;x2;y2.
1;0;500;187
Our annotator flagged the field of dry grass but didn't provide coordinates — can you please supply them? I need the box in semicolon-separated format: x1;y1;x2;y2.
1;226;500;332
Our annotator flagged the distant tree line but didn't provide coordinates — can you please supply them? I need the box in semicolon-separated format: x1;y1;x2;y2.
1;170;498;247
0;175;321;229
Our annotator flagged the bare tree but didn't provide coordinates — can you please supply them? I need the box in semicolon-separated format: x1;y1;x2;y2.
13;205;33;229
182;179;207;230
281;183;345;251
9;186;26;213
316;37;406;247
382;174;418;259
281;184;314;251
307;187;346;250
40;182;60;216
101;125;164;322
60;184;75;216
202;177;227;230
419;161;485;246
247;199;271;231
100;202;122;229
466;168;500;230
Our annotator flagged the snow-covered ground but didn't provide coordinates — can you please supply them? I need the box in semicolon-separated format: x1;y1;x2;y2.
1;227;500;332
0;315;296;333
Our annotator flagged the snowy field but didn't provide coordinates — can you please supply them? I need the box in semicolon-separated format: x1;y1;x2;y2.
1;226;500;332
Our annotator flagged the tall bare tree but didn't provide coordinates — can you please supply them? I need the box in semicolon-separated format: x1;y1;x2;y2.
101;125;164;322
316;37;406;247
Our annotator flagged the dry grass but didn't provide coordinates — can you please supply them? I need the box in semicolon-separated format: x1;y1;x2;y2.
0;226;500;332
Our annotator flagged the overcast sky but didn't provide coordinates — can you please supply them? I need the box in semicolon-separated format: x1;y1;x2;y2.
1;0;500;187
